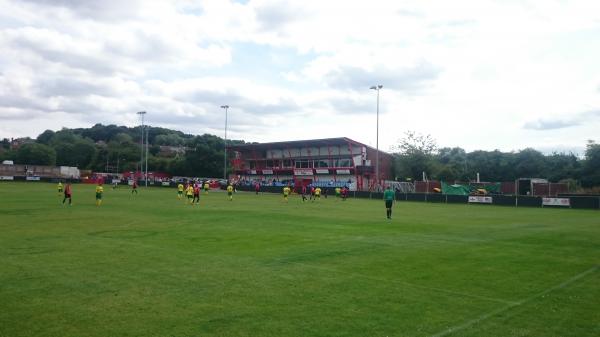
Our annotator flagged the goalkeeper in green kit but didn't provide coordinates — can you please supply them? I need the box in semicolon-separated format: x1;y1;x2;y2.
383;185;395;220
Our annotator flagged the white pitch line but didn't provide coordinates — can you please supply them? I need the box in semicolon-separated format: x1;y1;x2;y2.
429;265;599;337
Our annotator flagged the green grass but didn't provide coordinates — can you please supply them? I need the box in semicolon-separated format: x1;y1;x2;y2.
0;182;598;337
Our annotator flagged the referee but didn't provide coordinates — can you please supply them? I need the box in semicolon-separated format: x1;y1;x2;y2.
383;185;395;220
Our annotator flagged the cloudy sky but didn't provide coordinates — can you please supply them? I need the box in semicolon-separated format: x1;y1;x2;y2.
1;0;599;154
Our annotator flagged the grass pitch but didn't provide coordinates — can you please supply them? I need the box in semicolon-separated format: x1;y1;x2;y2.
0;182;598;337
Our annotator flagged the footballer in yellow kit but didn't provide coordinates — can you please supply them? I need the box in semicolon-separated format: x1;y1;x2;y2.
95;183;104;206
177;183;184;199
283;186;291;203
227;184;234;201
314;187;321;200
186;185;194;204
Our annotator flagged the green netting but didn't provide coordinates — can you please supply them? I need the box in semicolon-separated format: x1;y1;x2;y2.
470;183;501;194
441;182;502;195
441;181;470;195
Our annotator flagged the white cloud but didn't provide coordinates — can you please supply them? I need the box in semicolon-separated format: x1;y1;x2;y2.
0;0;599;153
524;110;600;130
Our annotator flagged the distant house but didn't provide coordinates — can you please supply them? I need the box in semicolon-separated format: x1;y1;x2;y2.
10;137;34;150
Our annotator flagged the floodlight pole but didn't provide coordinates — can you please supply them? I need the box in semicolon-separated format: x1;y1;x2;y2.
370;85;383;190
137;111;146;183
145;126;149;187
221;105;229;180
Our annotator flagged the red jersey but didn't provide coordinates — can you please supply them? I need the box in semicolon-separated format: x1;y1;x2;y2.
132;181;138;188
64;184;72;195
193;186;200;195
302;186;307;194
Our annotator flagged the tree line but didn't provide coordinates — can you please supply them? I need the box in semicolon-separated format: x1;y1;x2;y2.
393;131;600;189
0;126;598;188
0;123;244;178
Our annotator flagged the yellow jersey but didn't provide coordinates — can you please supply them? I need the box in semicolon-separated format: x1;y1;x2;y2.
57;182;63;190
283;187;291;196
335;187;341;194
227;185;233;193
178;184;184;192
204;183;210;190
95;186;103;193
186;186;194;196
315;187;321;196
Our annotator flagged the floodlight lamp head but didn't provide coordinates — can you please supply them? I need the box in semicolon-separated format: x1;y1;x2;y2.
220;105;229;109
369;86;377;90
137;111;146;115
378;85;383;89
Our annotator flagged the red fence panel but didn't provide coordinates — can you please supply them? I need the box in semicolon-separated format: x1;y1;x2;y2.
415;181;441;193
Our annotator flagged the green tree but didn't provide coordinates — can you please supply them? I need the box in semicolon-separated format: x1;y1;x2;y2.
15;143;56;165
148;156;171;172
168;158;188;176
112;133;134;144
392;131;438;180
0;138;12;161
466;150;515;181
150;145;160;156
0;148;16;162
96;133;141;172
184;134;225;177
392;131;437;155
581;140;600;187
51;129;77;143
48;130;97;168
155;134;184;146
76;123;133;143
513;148;546;178
436;147;468;181
543;152;580;182
36;130;55;144
1;138;10;150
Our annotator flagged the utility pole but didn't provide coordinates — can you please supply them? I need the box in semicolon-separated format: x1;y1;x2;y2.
221;105;229;180
137;111;146;184
369;85;383;189
145;126;149;187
